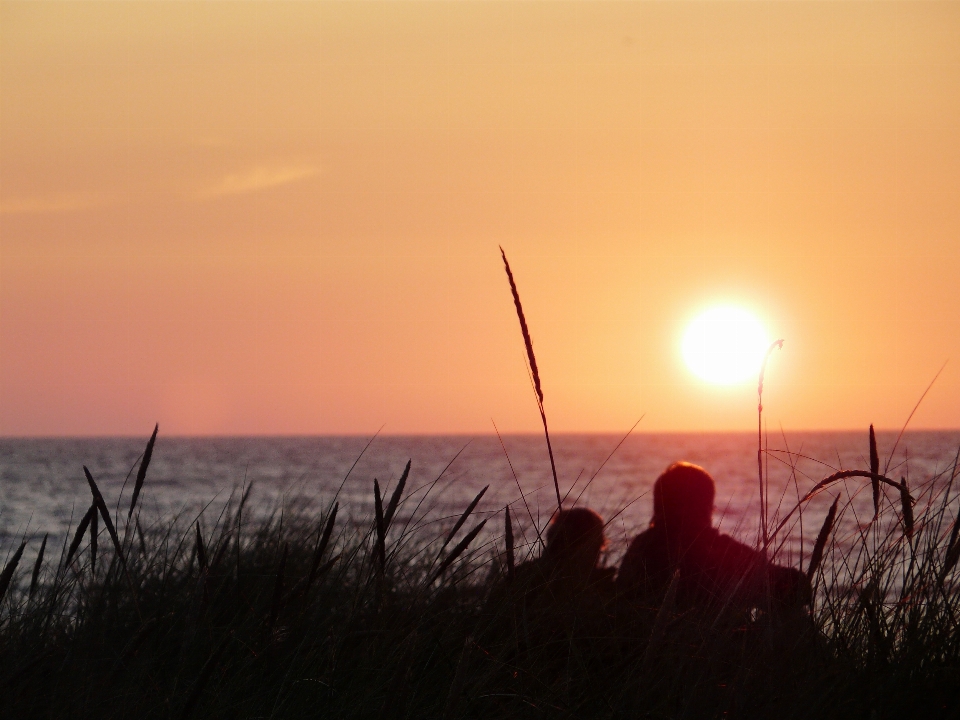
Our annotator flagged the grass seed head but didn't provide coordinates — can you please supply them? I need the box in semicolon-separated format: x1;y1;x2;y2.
807;495;839;583
899;477;915;538
128;423;158;520
0;540;27;605
66;505;95;567
384;460;410;530
29;533;47;598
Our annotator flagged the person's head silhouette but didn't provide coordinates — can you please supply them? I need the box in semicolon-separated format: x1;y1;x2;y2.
543;507;606;576
652;462;715;541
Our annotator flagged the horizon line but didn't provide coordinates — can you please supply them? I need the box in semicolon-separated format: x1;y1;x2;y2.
2;427;959;441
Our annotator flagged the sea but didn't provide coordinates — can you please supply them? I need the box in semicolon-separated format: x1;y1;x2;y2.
2;432;959;569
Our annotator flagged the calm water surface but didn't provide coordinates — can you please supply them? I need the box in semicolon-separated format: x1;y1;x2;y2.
2;432;959;567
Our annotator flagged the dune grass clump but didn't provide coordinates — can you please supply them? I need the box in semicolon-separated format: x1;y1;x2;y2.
0;427;959;719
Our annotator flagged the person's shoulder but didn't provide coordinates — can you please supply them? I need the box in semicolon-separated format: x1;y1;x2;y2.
710;530;755;553
705;530;764;567
618;528;661;589
624;527;659;554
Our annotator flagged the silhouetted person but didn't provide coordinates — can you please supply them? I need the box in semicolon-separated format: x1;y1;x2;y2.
618;462;811;610
505;507;614;600
482;507;616;695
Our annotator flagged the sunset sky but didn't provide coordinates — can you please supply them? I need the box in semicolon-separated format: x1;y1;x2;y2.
2;1;959;436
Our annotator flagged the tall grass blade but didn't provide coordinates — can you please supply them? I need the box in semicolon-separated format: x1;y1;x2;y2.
128;423;158;520
942;519;960;582
373;479;386;571
807;495;839;582
900;477;914;538
504;506;515;582
84;466;127;571
500;246;562;511
195;522;208;572
441;486;488;553
432;518;487;583
29;533;47;598
807;470;899;498
0;540;27;605
90;505;98;575
66;505;95;566
383;460;410;530
870;424;880;519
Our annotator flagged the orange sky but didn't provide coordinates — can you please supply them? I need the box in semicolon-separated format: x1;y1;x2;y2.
2;1;959;436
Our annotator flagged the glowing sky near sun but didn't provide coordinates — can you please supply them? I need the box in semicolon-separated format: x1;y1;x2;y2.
2;1;960;436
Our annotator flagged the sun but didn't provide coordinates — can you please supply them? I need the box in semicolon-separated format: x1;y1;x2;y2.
682;306;770;385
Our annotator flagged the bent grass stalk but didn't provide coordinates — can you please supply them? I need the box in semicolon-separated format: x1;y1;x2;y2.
770;469;902;542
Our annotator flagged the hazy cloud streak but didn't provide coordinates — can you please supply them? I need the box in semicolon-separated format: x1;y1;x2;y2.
195;165;319;200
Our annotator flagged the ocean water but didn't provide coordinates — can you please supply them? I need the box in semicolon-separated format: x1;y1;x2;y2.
2;432;959;568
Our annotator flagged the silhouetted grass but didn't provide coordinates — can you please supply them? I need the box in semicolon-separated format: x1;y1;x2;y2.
1;428;959;719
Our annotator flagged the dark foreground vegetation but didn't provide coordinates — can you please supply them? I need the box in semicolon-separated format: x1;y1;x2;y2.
1;428;960;720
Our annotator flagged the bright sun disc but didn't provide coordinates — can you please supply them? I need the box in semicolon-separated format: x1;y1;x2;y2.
682;307;770;385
